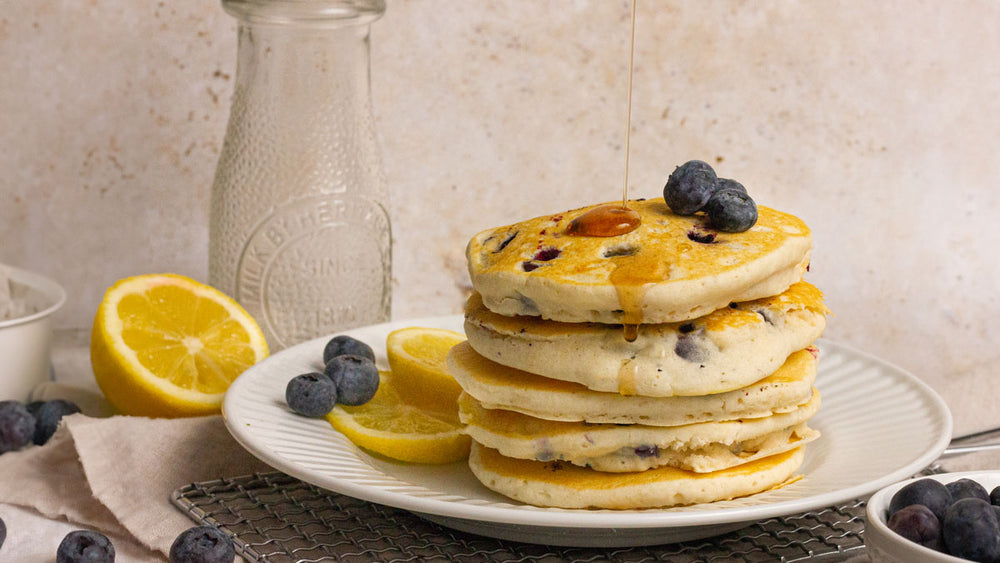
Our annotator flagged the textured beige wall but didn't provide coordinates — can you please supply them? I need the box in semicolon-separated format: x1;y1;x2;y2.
3;1;1000;432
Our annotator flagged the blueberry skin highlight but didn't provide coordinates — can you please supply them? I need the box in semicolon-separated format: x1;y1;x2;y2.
943;498;1000;562
32;399;81;446
323;335;375;365
889;478;953;522
169;525;235;563
664;160;718;215
56;530;115;563
285;373;338;417
0;401;36;454
705;188;758;233
324;355;380;406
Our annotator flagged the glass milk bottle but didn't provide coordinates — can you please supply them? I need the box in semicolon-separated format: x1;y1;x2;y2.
210;0;390;350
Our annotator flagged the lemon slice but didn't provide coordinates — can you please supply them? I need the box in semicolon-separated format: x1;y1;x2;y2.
326;372;470;464
385;327;466;412
90;273;269;418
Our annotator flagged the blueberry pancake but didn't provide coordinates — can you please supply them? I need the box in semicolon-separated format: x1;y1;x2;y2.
459;390;820;473
466;198;811;325
463;281;828;396
468;442;805;509
446;342;818;425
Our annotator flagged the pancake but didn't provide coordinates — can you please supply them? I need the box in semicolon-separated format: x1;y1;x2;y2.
464;281;828;396
447;341;818;425
468;442;805;509
466;198;811;325
459;390;820;473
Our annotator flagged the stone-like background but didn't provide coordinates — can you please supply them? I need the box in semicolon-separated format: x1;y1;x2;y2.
3;1;999;433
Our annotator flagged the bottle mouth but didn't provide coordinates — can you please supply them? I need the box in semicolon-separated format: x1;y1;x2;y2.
222;0;385;27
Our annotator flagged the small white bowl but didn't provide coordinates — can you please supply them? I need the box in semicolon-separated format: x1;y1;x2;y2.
866;470;1000;562
0;265;66;402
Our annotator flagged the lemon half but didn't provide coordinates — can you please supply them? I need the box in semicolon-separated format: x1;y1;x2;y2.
91;273;268;418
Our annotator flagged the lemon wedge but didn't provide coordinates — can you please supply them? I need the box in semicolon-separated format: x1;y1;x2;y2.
326;372;470;464
385;326;466;412
90;273;268;417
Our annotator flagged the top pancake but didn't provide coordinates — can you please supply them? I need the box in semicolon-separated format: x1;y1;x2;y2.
466;198;812;324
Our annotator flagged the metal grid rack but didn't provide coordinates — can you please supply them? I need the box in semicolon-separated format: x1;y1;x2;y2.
172;471;870;562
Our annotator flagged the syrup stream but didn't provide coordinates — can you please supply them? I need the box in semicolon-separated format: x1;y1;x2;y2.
622;0;637;207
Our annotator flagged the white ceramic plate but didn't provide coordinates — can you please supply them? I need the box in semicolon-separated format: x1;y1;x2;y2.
223;315;953;547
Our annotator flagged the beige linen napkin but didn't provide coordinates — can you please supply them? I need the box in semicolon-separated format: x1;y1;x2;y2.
0;413;272;559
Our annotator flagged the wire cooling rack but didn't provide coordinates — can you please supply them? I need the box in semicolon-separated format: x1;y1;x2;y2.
172;471;872;562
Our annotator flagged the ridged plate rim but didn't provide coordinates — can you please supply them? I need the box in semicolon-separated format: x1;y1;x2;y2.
223;315;952;532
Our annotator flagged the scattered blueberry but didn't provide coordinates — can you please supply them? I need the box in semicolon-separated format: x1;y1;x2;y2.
25;400;44;417
947;478;991;504
32;399;81;446
705;188;758;233
169;525;235;563
664;160;718;215
0;516;5;551
0;401;36;454
943;498;1000;562
887;504;944;552
285;373;337;417
322;335;375;365
890;478;953;522
324;355;380;406
56;530;115;563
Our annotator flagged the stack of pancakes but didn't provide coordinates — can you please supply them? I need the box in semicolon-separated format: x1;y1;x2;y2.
448;197;829;509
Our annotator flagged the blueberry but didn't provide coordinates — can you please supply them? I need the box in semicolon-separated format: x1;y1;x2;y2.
705;188;758;233
890;478;953;522
0;516;5;551
285;373;337;417
634;445;659;459
991;485;1000;506
169;525;235;563
715;178;747;194
25;400;44;417
674;334;706;363
664;160;717;215
324;355;379;406
322;335;375;365
0;401;36;454
56;530;115;563
943;498;1000;562
948;478;991;503
888;504;944;551
32;399;81;446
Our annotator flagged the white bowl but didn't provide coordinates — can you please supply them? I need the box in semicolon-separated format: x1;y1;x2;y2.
866;470;1000;562
0;265;66;402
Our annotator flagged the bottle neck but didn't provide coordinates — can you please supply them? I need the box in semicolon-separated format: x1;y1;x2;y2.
223;0;384;29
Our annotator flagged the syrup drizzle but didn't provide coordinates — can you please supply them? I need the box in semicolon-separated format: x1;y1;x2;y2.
621;0;637;208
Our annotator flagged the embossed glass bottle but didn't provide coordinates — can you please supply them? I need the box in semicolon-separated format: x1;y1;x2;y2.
210;0;390;350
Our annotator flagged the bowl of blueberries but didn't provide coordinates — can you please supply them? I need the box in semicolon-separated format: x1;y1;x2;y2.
866;471;1000;562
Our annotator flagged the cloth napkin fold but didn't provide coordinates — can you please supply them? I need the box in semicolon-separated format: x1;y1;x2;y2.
0;413;272;560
